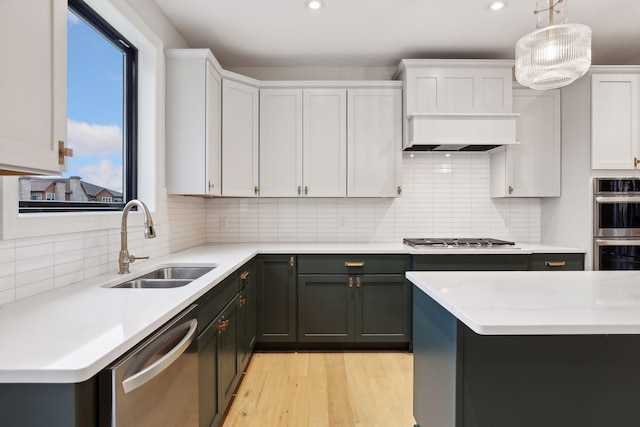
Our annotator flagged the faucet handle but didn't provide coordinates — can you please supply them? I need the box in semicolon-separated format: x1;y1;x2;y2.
129;254;150;263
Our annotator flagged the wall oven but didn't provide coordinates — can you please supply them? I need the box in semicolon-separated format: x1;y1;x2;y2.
594;178;640;270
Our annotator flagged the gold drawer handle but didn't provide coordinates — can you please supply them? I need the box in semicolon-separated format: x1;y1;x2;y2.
345;262;365;267
240;271;250;280
545;261;566;267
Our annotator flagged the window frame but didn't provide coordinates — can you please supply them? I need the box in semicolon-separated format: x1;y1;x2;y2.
18;0;138;214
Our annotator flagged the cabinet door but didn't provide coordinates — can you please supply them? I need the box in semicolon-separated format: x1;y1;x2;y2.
347;89;401;197
237;262;256;372
217;296;240;414
303;89;347;197
591;74;640;170
259;89;303;197
255;255;297;343
198;319;220;427
222;79;259;196
298;275;354;342
0;0;66;175
166;53;222;195
493;89;561;198
355;275;411;343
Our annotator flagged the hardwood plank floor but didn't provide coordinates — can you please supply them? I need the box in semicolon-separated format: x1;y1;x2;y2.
222;351;415;427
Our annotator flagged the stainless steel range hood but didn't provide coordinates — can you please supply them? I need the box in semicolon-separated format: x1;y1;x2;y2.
404;113;520;152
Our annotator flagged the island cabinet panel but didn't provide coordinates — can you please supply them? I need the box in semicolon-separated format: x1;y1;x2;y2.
0;380;97;427
237;260;256;372
413;286;640;427
198;314;221;427
412;254;529;271
255;255;298;343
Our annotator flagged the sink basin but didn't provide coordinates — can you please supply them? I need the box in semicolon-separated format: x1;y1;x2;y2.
109;265;217;289
112;279;193;289
137;266;215;280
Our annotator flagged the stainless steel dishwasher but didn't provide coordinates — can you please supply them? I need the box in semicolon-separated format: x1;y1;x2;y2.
99;305;199;426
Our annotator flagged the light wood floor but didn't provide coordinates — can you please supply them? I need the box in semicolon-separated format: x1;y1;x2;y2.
222;351;415;427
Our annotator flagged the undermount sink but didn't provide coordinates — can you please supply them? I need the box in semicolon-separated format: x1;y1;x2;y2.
112;278;193;289
109;265;217;289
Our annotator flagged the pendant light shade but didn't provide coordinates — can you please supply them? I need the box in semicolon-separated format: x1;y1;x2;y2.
515;0;591;90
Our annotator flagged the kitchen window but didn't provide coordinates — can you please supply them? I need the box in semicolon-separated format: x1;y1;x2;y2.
17;0;137;214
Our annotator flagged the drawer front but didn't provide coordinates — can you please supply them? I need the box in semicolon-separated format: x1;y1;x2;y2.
197;274;239;332
528;253;585;271
412;254;529;271
297;254;411;274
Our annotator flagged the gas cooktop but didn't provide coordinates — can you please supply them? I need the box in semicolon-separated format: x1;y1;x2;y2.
403;238;517;249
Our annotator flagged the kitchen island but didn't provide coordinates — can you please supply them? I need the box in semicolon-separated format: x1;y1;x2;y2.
407;271;640;427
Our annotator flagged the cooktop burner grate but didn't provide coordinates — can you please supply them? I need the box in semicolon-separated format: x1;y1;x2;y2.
403;238;516;248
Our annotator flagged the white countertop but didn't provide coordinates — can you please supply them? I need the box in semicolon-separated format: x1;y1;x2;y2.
407;270;640;336
0;242;583;383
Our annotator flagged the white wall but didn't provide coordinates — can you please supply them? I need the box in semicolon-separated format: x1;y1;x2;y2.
206;152;541;244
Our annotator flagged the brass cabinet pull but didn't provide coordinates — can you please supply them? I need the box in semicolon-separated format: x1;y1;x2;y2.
397;186;402;195
508;185;514;195
208;181;214;191
290;256;295;267
297;186;302;195
304;186;308;195
545;261;566;267
345;262;365;267
218;318;230;334
254;186;259;195
240;271;250;280
239;297;247;306
635;157;640;168
349;277;353;288
356;277;361;288
58;140;73;165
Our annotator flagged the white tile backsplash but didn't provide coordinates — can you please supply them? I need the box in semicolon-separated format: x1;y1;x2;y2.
206;153;542;244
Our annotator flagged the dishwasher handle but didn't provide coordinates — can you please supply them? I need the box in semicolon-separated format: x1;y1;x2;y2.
122;318;198;394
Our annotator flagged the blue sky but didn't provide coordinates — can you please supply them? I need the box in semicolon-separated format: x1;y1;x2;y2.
66;10;124;192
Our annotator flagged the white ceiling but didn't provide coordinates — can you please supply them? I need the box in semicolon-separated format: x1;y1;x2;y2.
153;0;640;71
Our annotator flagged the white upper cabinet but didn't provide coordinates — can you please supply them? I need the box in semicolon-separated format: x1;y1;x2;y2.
490;88;561;198
165;50;222;196
259;89;303;197
0;0;67;175
259;88;347;198
347;88;401;197
222;78;259;197
591;73;640;170
302;89;347;197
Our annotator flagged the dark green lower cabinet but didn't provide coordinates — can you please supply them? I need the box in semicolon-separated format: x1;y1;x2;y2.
298;274;411;344
356;275;411;342
237;261;256;373
256;255;297;343
217;295;240;415
298;275;354;342
198;317;220;427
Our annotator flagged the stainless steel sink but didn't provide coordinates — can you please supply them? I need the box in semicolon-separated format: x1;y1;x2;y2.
109;265;216;289
112;279;193;289
137;266;215;280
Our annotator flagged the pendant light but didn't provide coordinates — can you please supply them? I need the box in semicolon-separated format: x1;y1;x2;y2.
515;0;591;90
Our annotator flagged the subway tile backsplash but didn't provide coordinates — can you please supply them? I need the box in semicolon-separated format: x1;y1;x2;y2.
206;153;541;244
0;152;541;304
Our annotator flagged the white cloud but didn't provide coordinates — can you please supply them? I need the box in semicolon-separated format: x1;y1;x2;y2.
78;159;123;193
67;11;80;25
67;119;122;157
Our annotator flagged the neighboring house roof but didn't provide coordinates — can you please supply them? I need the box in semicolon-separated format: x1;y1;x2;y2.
22;177;121;198
28;179;70;194
81;181;123;198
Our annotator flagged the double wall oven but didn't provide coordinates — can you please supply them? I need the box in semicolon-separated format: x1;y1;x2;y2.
594;178;640;270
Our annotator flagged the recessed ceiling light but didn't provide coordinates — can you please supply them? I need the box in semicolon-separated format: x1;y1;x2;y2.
487;1;507;11
305;0;324;10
